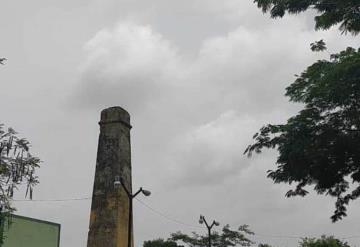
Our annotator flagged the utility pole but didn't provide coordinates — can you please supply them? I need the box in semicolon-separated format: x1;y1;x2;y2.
199;215;219;247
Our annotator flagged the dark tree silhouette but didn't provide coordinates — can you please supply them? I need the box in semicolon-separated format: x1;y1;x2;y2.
245;47;360;221
300;235;350;247
144;239;180;247
246;0;360;222
254;0;360;34
170;224;254;247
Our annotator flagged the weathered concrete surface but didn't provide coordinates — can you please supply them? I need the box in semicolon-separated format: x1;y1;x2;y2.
87;106;133;247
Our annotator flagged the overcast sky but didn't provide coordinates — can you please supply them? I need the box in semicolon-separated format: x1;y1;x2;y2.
1;1;360;247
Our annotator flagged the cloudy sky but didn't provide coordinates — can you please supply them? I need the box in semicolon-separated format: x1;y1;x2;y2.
1;1;359;247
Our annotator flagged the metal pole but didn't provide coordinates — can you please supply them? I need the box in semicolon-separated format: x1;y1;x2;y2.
124;187;143;247
199;216;218;247
118;179;132;247
128;196;132;247
118;184;148;247
203;218;211;247
208;226;211;247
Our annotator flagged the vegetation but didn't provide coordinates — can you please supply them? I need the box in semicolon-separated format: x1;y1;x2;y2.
246;0;360;221
0;124;41;245
0;60;40;210
143;224;254;247
0;125;40;210
258;244;273;247
299;235;350;247
169;224;254;247
254;0;360;34
245;47;360;221
144;239;181;247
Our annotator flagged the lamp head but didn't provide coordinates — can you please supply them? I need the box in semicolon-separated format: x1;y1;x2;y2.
199;215;204;224
142;189;151;196
214;221;220;226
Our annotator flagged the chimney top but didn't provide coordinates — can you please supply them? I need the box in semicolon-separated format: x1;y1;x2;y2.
99;106;131;128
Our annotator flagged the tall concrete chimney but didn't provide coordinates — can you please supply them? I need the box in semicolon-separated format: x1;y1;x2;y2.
87;106;133;247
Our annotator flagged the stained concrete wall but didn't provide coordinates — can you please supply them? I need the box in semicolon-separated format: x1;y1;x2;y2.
2;214;60;247
87;106;133;247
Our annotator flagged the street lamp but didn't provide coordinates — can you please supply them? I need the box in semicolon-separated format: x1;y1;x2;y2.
114;175;151;247
199;215;219;247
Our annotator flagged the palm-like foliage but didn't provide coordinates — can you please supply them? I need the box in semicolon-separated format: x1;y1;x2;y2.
0;124;40;211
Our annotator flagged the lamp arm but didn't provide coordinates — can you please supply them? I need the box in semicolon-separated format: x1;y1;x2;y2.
203;218;210;229
132;188;143;198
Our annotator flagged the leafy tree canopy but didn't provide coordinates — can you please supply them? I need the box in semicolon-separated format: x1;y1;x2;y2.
144;239;181;247
258;244;273;247
299;235;350;247
310;39;327;52
170;224;254;247
245;47;360;221
254;0;360;34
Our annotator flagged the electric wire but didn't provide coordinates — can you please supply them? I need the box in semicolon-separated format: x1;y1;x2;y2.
13;196;203;229
10;195;360;240
12;197;91;202
254;233;303;239
135;198;204;229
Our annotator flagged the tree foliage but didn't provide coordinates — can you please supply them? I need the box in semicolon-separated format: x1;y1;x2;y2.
0;124;40;211
299;235;350;247
245;47;360;221
310;40;327;52
248;0;360;221
258;244;272;247
144;239;181;247
254;0;360;34
0;124;41;245
170;224;254;247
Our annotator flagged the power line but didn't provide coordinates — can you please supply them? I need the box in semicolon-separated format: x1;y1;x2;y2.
10;195;360;240
135;198;204;229
14;196;203;228
254;233;360;240
340;236;360;240
254;233;302;239
12;197;91;202
134;200;360;240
